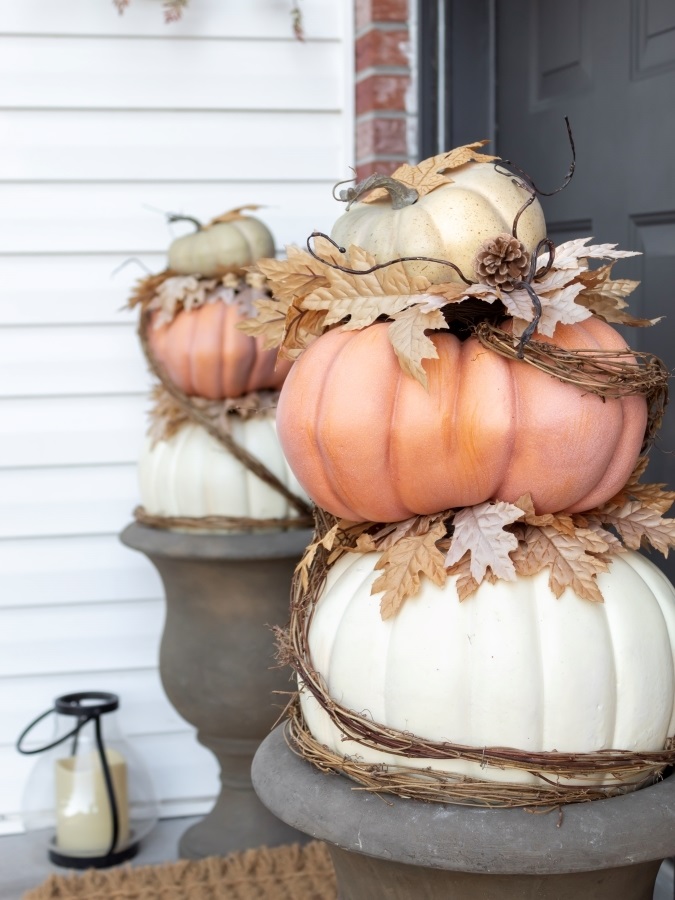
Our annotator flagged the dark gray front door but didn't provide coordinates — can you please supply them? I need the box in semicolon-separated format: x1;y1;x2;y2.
496;0;675;573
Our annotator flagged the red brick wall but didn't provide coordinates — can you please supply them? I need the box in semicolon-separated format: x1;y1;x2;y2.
354;0;412;180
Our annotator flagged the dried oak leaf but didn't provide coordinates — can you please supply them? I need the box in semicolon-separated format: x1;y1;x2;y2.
551;238;641;270
295;540;320;591
363;141;498;203
514;525;608;603
356;511;449;553
256;247;330;304
574;264;659;328
151;275;220;326
445;551;480;601
372;522;448;620
424;281;477;302
303;245;431;331
508;280;590;338
592;502;675;556
279;301;329;360
387;305;448;388
444;500;522;583
514;494;576;536
603;463;675;515
237;295;291;350
208;205;263;226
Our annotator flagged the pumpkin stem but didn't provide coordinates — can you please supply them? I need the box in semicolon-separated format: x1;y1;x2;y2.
337;174;419;210
167;212;203;232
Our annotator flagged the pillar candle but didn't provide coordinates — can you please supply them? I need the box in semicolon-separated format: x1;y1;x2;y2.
54;749;130;855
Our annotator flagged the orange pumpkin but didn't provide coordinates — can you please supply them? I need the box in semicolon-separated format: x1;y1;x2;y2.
276;319;647;522
148;289;291;400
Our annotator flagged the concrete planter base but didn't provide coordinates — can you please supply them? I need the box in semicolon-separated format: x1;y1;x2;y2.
120;523;312;859
252;725;675;900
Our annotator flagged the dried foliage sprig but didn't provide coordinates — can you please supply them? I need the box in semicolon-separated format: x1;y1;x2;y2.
127;269;267;327
293;461;675;617
242;233;659;390
113;0;304;36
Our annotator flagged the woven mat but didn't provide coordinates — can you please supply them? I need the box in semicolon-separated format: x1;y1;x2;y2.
23;841;337;900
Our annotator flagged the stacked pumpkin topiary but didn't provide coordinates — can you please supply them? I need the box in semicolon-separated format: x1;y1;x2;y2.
245;142;675;806
129;207;311;531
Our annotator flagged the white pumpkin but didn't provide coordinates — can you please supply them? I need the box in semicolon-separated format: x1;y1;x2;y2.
168;216;275;277
138;418;306;524
300;549;675;787
330;162;546;285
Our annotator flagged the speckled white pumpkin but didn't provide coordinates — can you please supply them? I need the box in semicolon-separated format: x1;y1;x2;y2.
300;549;675;787
168;216;275;277
330;161;546;284
138;418;306;525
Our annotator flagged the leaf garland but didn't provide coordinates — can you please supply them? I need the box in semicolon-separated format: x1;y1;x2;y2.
296;461;675;619
242;232;655;388
129;271;264;327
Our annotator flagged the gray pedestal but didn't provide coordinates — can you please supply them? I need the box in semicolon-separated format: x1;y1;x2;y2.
120;523;312;859
252;724;675;899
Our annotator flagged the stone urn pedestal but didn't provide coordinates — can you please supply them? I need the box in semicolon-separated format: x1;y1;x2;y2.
120;523;312;859
252;725;675;900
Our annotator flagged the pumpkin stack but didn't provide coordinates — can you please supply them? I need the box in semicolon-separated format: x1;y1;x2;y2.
245;143;675;806
129;207;311;531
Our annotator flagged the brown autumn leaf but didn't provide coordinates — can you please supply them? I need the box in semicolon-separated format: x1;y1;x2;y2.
278;301;328;360
208;205;263;225
552;238;641;269
387;305;448;388
372;522;448;620
574;264;659;327
575;517;625;554
514;494;576;536
303;245;432;331
625;482;675;515
363;141;498;203
445;551;480;601
237;295;292;349
444;501;522;583
256;247;330;304
295;540;320;591
593;502;675;556
436;141;498;171
424;281;477;302
516;525;608;603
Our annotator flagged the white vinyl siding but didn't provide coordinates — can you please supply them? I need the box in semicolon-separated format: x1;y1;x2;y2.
0;0;354;834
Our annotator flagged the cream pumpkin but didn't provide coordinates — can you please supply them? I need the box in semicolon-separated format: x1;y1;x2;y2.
148;288;292;400
331;162;546;284
138;419;306;524
168;215;275;277
276;318;647;521
300;549;675;787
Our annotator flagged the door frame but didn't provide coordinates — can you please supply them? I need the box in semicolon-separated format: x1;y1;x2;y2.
417;0;496;158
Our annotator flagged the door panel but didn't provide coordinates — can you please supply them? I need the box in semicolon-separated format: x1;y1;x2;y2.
497;0;675;577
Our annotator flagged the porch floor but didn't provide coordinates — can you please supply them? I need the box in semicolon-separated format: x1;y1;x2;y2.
1;820;673;899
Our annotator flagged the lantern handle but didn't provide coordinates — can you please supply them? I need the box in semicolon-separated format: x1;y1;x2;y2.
16;707;96;756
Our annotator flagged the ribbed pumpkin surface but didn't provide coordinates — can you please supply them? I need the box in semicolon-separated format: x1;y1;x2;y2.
330;161;547;284
276;319;647;520
139;419;305;522
300;550;675;785
148;298;291;400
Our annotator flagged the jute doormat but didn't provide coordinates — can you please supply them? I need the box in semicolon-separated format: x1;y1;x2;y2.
23;841;337;900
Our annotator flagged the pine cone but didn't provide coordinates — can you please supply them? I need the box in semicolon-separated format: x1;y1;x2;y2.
474;233;530;291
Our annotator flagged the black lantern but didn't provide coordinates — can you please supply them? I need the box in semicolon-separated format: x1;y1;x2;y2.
17;692;158;868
